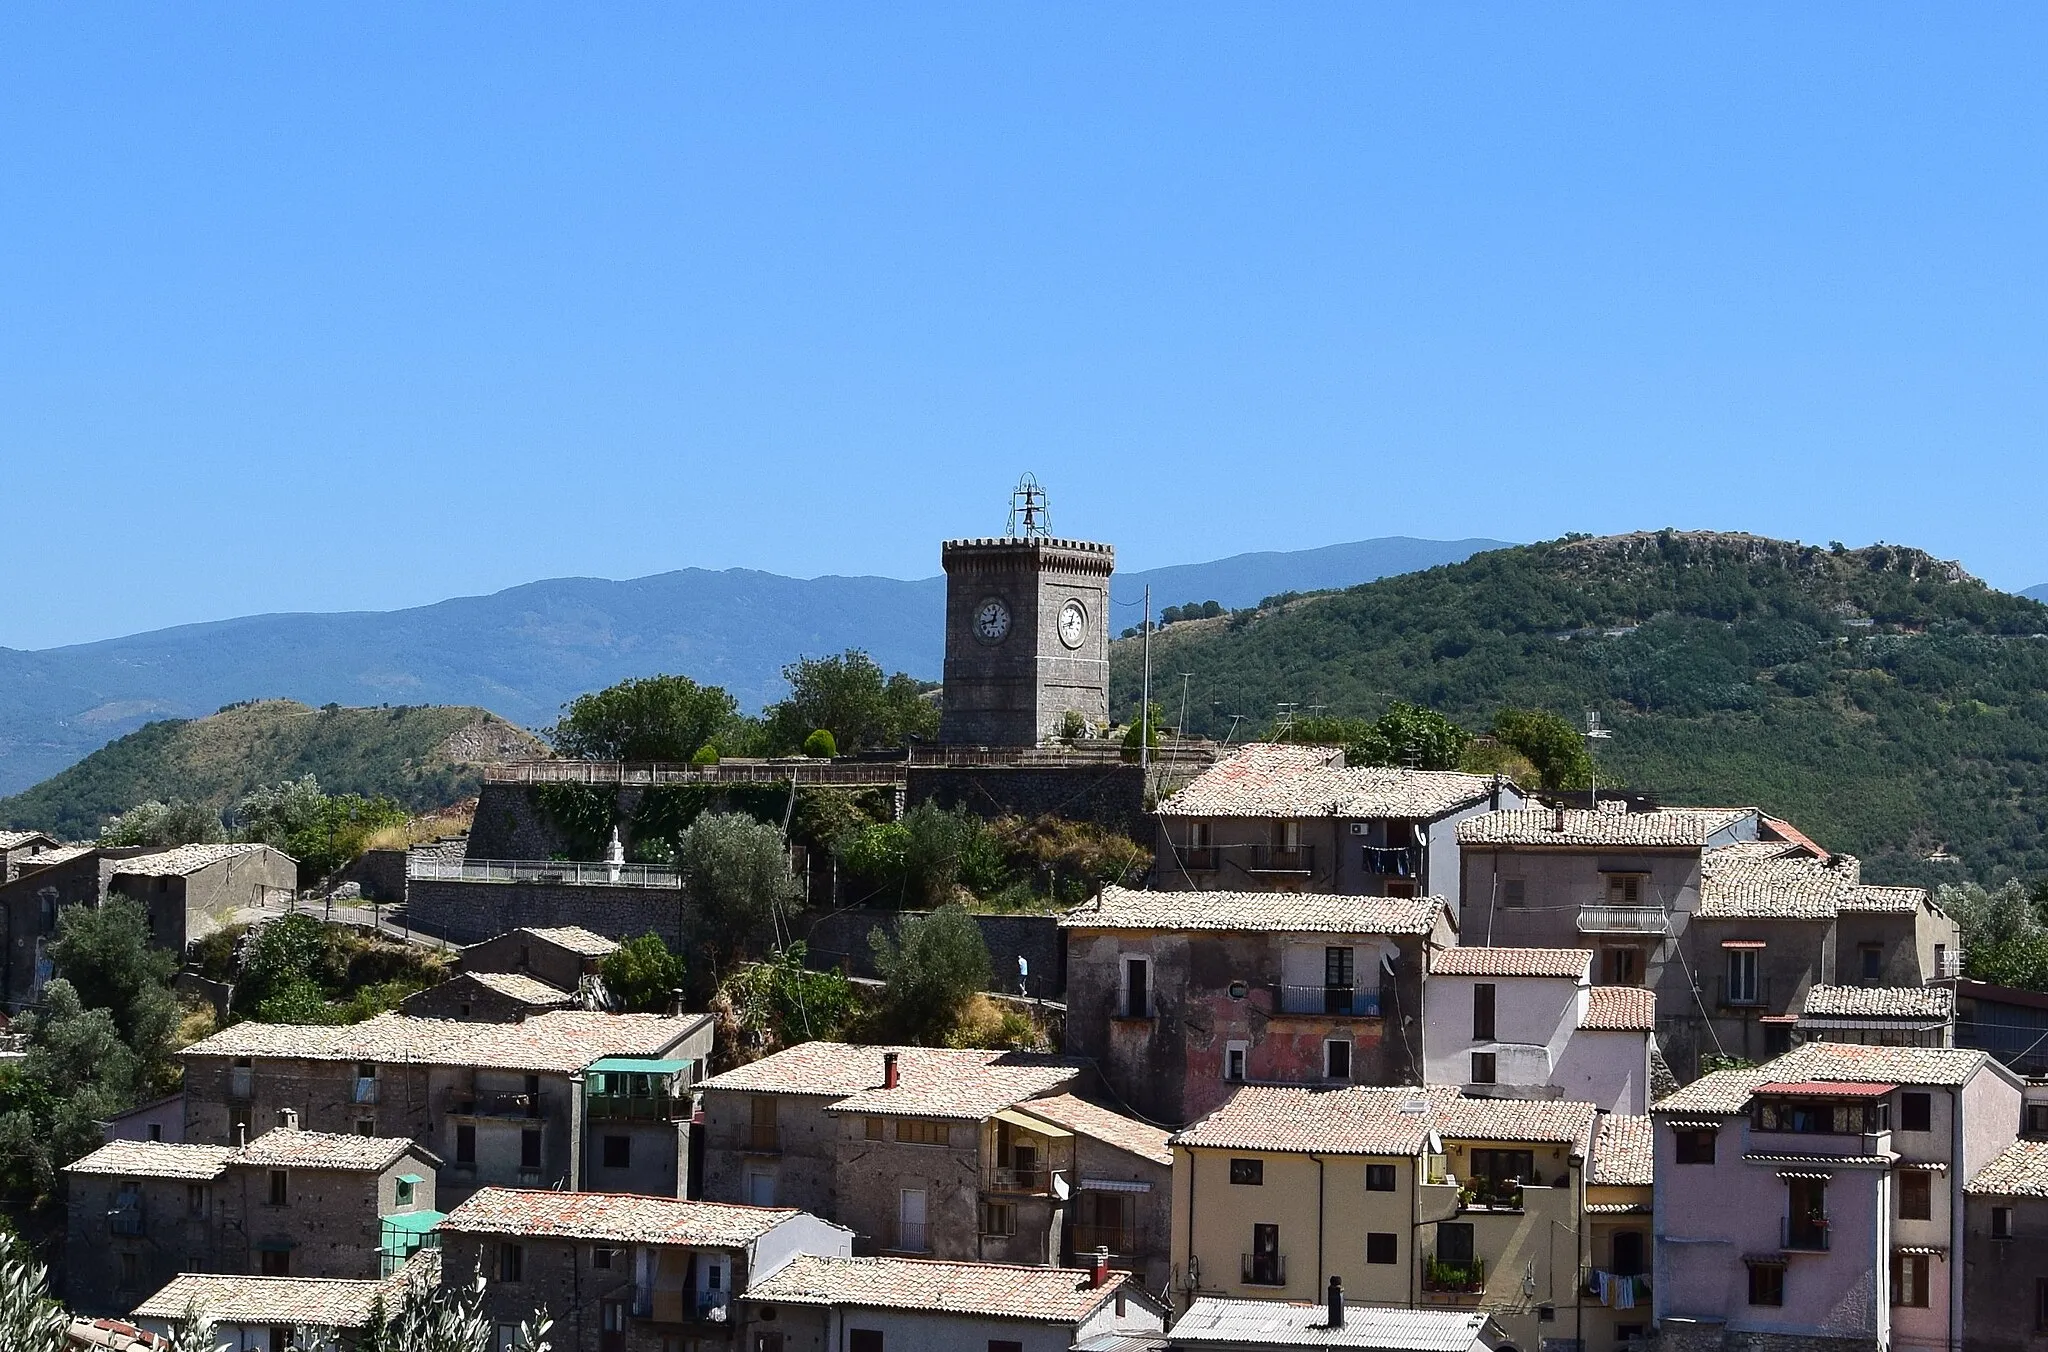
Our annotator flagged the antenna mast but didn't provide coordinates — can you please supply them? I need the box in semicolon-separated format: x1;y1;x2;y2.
1006;473;1052;539
1583;709;1612;810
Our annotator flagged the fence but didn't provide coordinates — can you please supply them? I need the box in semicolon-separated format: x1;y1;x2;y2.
407;857;681;889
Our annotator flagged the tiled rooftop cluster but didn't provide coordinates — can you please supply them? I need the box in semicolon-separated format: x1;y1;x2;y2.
1158;742;1502;820
510;924;621;956
1801;984;1956;1020
1589;1114;1654;1187
1431;947;1592;978
1458;805;1755;848
744;1253;1131;1320
702;1042;1089;1122
1063;885;1445;936
179;1009;703;1074
439;1187;804;1246
65;1127;425;1181
462;970;577;1006
1581;985;1657;1032
1654;1042;1993;1115
109;842;279;876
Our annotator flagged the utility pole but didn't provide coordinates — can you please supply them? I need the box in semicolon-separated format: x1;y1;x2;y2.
1140;585;1153;773
1584;710;1612;810
1178;673;1192;748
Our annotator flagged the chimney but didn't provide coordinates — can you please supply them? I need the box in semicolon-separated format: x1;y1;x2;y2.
670;987;687;1017
1552;803;1567;832
1092;1246;1111;1289
1327;1275;1345;1328
275;1107;299;1131
883;1051;900;1089
235;1121;248;1147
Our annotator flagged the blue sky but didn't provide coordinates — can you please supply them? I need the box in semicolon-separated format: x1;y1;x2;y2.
4;6;2046;650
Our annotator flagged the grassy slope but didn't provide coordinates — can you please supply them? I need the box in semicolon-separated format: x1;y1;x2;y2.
1110;531;2048;886
0;699;541;838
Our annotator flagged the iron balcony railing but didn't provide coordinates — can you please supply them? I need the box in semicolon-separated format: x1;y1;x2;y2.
1274;984;1385;1017
1181;847;1220;871
1782;1216;1831;1251
1461;1179;1524;1212
1248;845;1315;874
1576;906;1668;935
1071;1224;1139;1258
587;1093;688;1123
1241;1252;1287;1287
982;1165;1053;1195
887;1219;931;1253
457;1091;542;1119
408;857;682;889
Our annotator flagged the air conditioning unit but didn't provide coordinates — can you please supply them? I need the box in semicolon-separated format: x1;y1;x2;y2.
1349;823;1369;836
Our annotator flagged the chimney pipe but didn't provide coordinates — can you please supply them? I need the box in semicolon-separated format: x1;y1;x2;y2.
671;987;687;1017
1552;802;1567;833
1327;1275;1344;1328
1093;1246;1111;1289
235;1121;248;1148
276;1107;299;1131
883;1051;899;1089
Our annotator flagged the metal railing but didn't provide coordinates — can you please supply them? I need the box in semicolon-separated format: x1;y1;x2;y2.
1181;847;1220;871
1241;1252;1287;1287
1423;1254;1486;1293
887;1219;930;1253
587;1094;688;1123
408;857;682;888
458;1092;542;1119
1577;906;1668;935
1782;1217;1830;1251
1248;845;1315;874
483;759;909;787
983;1165;1053;1194
1071;1224;1138;1257
1462;1180;1524;1212
1274;984;1385;1017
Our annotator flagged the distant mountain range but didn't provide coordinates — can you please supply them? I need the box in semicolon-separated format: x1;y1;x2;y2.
2025;584;2048;602
0;536;1507;795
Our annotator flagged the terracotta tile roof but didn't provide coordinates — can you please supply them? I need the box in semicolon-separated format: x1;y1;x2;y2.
699;1043;1073;1112
0;830;56;851
1967;1140;2048;1196
438;1187;805;1246
1695;841;1858;920
1581;986;1657;1032
1800;985;1955;1020
1157;744;1501;820
742;1253;1126;1323
826;1057;1086;1121
109;843;286;877
1435;1097;1599;1152
230;1128;424;1172
1172;1085;1461;1155
463;971;575;1006
65;1317;170;1350
1758;816;1829;857
1061;885;1445;936
1432;948;1590;978
1012;1094;1173;1166
1458;807;1755;849
16;843;94;868
1839;884;1931;915
62;1141;236;1181
1655;1042;1991;1114
131;1273;400;1325
1170;1297;1496;1350
515;925;621;956
1590;1115;1654;1186
179;1010;706;1074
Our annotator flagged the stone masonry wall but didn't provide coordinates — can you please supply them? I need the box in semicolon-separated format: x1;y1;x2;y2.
406;878;689;947
906;764;1148;840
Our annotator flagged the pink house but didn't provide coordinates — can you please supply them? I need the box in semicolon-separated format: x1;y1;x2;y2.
1652;1043;2021;1352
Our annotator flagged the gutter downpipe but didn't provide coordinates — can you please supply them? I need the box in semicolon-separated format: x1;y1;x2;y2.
1312;1153;1327;1298
1183;1145;1198;1313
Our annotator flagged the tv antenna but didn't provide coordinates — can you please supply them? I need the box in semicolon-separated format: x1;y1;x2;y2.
1583;709;1612;810
1006;473;1052;539
1273;702;1299;739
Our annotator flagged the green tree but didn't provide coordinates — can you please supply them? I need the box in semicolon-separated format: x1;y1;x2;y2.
0;1231;68;1352
49;897;180;1083
1491;708;1595;791
359;1272;553;1351
717;943;859;1054
803;729;838;758
1939;881;2048;990
837;803;989;907
1278;704;1470;770
600;934;689;1013
0;980;145;1210
549;674;741;763
677;811;799;977
764;650;938;754
234;775;410;880
1121;703;1164;755
99;798;225;846
869;904;992;1043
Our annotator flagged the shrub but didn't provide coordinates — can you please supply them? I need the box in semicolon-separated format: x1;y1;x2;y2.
678;812;800;978
600;934;689;1013
870;904;992;1043
803;729;838;758
692;745;721;766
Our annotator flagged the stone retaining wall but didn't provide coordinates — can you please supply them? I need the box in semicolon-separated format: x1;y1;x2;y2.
405;877;690;947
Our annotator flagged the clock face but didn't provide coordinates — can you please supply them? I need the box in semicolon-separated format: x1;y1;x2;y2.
1057;598;1088;649
974;597;1011;643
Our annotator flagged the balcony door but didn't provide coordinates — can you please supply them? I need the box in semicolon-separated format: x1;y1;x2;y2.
898;1188;928;1253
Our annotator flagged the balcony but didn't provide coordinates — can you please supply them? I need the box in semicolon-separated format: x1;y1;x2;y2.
1716;976;1775;1010
1423;1254;1487;1293
1782;1216;1831;1251
1460;1179;1524;1213
1273;984;1384;1017
1241;1252;1287;1287
1577;906;1667;935
885;1219;930;1253
456;1092;542;1119
1248;845;1315;875
1071;1223;1138;1258
109;1206;144;1237
1182;847;1220;872
588;1093;688;1124
983;1165;1053;1195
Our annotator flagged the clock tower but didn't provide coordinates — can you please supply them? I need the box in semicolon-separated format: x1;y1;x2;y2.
939;477;1114;746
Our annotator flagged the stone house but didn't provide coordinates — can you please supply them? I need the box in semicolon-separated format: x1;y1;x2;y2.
1001;1093;1174;1290
1059;886;1451;1126
1423;947;1657;1113
1153;742;1526;904
61;1116;440;1316
1960;1138;2048;1352
1652;1043;2024;1352
436;1186;852;1351
1949;979;2048;1078
1583;1115;1654;1352
738;1252;1166;1352
459;924;620;994
399;970;577;1022
697;1042;1126;1266
179;1010;713;1205
1797;985;1956;1049
130;1265;429;1351
0;828;61;882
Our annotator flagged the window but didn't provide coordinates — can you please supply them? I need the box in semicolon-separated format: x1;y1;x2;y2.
1470;1052;1497;1085
756;1336;786;1352
1280;820;1302;851
1605;873;1644;907
1325;1039;1352;1081
1675;1129;1716;1164
602;1302;627;1332
270;1327;295;1352
866;1116;886;1141
1367;1231;1398;1264
2036;1278;2048;1331
1612;1231;1645;1278
1860;944;1884;980
1230;1158;1264;1186
850;1332;884;1352
1899;1171;1931;1220
1502;877;1526;908
147;1123;161;1142
895;1118;948;1146
119;1252;137;1286
978;1201;1016;1236
187;1184;206;1217
1603;948;1642;986
1726;950;1759;1005
1746;1261;1784;1306
1765;1022;1794;1057
989;1343;1025;1352
1326;946;1356;1004
396;1177;416;1206
1123;958;1150;1018
750;1095;779;1150
1994;1207;2015;1240
1386;881;1416;898
1471;1148;1535;1193
456;1124;477;1164
603;1135;631;1168
1901;1092;1932;1133
2027;1105;2048;1135
1248;1223;1282;1285
593;1246;617;1268
1473;984;1496;1041
1366;1164;1396;1192
1435;1221;1475;1263
1892;1252;1929;1307
499;1242;524;1283
1225;1042;1248;1082
356;1119;376;1136
521;1129;542;1169
747;1171;776;1206
260;1249;290;1277
1935;943;1949;976
269;1171;288;1206
230;1057;254;1099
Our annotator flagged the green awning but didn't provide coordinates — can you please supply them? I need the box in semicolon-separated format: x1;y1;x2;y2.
381;1210;446;1235
588;1057;691;1074
397;1173;425;1185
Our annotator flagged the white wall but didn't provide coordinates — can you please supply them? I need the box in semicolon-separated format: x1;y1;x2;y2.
1551;1028;1650;1114
1423;971;1580;1090
750;1212;857;1284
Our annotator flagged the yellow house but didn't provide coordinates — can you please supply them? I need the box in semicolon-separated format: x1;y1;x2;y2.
1581;1114;1653;1352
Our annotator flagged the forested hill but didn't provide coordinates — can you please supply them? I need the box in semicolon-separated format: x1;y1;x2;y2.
0;700;542;839
1111;531;2048;886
